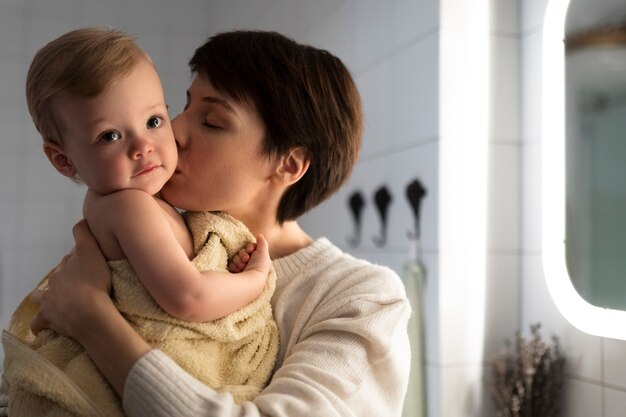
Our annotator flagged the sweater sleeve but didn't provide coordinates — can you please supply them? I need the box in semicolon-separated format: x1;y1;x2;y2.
124;282;411;417
124;350;262;417
255;295;411;417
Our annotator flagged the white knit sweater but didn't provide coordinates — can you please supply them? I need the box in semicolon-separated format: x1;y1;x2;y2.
0;238;411;416
124;238;412;417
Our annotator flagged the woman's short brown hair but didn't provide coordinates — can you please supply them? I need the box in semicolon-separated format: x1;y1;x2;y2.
189;30;363;223
26;27;150;144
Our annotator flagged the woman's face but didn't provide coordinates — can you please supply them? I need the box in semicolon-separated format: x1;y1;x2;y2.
161;73;275;221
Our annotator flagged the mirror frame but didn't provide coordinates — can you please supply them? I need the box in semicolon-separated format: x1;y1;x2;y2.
542;0;626;339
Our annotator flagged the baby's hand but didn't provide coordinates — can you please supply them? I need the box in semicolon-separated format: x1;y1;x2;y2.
228;242;256;273
228;235;271;275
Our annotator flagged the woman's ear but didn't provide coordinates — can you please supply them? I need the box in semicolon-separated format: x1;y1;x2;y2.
274;147;310;186
43;141;77;178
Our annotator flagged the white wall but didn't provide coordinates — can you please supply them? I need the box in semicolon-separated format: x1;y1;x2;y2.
304;1;521;416
1;1;622;416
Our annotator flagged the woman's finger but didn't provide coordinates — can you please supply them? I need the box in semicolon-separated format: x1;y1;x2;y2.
30;310;47;335
29;289;49;334
72;219;100;253
59;252;72;266
29;288;45;305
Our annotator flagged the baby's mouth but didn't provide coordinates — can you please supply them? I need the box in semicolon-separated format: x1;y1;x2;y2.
134;164;160;177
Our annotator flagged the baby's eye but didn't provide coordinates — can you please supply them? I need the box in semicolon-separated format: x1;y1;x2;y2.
99;131;121;143
147;116;163;129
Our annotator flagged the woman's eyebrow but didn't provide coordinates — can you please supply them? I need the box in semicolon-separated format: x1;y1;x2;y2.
186;90;234;112
202;96;234;112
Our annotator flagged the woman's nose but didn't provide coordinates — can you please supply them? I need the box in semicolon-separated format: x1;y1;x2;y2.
171;114;188;150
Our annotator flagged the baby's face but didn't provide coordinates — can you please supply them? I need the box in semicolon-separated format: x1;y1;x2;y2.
52;59;176;196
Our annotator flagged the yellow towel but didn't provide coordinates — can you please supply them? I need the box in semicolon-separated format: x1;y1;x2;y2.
2;211;279;417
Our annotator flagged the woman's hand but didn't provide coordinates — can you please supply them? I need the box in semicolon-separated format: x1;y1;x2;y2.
30;219;112;339
28;219;151;396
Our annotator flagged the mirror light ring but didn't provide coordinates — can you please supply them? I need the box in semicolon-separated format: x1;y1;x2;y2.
542;0;626;340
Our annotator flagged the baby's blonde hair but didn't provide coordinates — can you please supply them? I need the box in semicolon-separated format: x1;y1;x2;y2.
26;27;151;144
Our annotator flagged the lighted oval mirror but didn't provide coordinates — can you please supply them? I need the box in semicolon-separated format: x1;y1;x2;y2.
566;24;626;310
543;0;626;339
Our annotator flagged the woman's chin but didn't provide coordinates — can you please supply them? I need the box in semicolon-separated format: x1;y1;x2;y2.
159;181;179;206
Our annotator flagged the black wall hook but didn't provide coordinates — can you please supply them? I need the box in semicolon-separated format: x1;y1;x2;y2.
406;179;427;240
372;185;392;247
347;190;365;248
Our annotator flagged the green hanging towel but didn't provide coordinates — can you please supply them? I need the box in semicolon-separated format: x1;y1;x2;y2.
402;255;427;417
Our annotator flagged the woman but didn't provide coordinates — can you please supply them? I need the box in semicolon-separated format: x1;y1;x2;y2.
4;30;411;416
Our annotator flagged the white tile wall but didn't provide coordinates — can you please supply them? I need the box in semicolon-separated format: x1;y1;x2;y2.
520;30;543;144
605;387;626;417
4;1;622;417
604;338;626;390
490;0;519;36
393;0;439;48
520;254;567;333
438;365;486;417
483;253;519;359
561;378;604;417
389;36;439;150
488;144;520;251
520;0;550;34
300;3;358;71
354;0;396;71
521;142;543;252
490;36;520;144
0;7;24;62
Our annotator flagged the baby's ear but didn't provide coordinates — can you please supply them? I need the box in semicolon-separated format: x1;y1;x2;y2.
43;141;77;178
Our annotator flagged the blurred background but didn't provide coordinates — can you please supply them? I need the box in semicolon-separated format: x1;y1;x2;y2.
1;1;625;416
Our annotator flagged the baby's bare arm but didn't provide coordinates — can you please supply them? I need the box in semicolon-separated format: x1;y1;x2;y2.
85;190;269;322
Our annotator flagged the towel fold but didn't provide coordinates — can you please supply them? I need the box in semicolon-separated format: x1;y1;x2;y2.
2;211;278;417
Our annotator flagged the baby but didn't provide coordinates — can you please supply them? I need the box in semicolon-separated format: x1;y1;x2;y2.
1;27;278;417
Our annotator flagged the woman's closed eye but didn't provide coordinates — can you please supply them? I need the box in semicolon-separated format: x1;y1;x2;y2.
202;119;222;129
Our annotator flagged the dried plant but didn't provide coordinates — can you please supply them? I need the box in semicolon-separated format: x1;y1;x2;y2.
489;323;566;417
